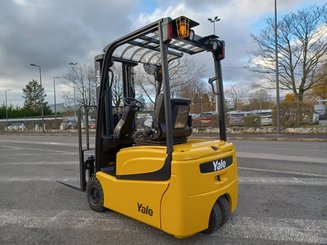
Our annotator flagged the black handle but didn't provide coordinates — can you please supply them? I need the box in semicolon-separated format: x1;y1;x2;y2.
208;76;219;95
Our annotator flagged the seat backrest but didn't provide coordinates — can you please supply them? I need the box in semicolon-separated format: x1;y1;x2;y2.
113;106;136;139
152;94;192;141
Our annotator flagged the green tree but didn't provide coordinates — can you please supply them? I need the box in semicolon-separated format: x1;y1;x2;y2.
23;80;51;115
277;93;315;127
0;104;5;119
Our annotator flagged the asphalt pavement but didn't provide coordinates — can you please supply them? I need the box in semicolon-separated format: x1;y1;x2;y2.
0;135;326;244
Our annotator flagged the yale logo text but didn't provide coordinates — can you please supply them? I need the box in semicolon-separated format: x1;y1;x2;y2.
137;202;153;216
212;159;227;171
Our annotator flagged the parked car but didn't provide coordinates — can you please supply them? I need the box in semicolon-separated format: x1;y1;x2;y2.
190;113;200;119
226;111;246;127
314;104;326;120
7;123;26;131
64;120;77;129
81;119;96;129
252;109;273;126
312;112;320;125
89;120;96;129
303;112;320;125
198;112;214;126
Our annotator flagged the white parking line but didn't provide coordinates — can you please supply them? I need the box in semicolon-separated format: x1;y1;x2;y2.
0;209;326;243
7;161;78;165
0;153;77;156
216;216;327;244
1;145;73;154
237;152;327;164
239;166;327;178
239;177;327;186
0;139;77;147
0;177;79;182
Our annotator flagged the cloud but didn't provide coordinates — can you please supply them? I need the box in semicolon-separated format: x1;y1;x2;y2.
131;2;261;84
0;0;139;91
0;0;325;106
133;0;326;86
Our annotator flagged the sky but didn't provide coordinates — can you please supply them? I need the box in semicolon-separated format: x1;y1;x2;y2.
0;0;325;106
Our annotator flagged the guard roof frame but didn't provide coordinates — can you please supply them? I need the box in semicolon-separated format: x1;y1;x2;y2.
95;16;227;179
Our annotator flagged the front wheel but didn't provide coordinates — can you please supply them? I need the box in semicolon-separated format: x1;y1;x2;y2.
86;177;105;212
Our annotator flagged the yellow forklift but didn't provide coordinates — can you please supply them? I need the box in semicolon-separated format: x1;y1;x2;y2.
69;16;238;238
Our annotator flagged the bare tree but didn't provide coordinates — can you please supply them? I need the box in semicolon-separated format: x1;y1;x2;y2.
134;68;156;105
249;4;327;124
225;85;249;110
110;64;124;109
64;64;97;110
169;56;206;97
248;88;274;110
179;79;213;113
135;56;206;105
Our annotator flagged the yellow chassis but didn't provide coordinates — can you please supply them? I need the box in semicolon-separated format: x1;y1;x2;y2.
97;139;238;238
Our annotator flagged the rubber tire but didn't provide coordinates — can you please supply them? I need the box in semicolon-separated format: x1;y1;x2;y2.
218;196;230;225
202;202;223;234
86;177;105;212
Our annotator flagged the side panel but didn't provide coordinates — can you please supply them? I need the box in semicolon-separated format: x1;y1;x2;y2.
116;146;167;175
97;171;169;229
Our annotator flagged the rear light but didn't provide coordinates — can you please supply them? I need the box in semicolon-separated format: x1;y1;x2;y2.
162;18;172;43
218;40;225;60
167;21;172;42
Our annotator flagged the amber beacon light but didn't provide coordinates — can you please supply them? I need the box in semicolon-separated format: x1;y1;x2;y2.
176;17;190;38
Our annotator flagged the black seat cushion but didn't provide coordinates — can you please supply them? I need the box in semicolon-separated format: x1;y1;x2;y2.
135;94;192;145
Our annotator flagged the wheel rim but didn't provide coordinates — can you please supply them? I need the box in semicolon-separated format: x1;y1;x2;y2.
89;185;99;206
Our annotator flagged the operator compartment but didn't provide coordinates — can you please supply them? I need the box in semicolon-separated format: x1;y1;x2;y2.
172;139;238;196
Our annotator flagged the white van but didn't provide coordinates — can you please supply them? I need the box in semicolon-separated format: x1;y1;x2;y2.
252;109;273;126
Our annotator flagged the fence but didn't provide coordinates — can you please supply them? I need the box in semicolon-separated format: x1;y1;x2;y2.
0;117;64;131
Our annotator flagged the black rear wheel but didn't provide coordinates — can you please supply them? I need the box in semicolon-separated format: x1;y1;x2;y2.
202;196;230;234
86;177;105;212
202;202;222;234
218;196;230;225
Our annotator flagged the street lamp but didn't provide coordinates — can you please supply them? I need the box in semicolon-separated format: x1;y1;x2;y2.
53;76;60;119
4;89;11;131
30;63;44;132
208;16;220;35
69;62;78;106
274;0;281;134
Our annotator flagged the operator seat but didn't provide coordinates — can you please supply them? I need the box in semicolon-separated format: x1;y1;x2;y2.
101;100;140;175
135;94;192;145
113;106;136;141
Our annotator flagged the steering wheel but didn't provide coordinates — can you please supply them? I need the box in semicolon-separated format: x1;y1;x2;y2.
123;97;144;111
